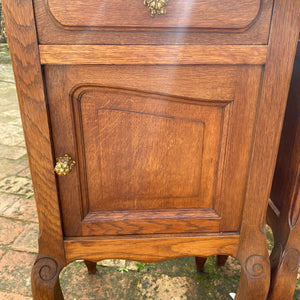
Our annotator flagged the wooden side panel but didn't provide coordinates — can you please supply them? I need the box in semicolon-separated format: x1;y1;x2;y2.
47;0;260;29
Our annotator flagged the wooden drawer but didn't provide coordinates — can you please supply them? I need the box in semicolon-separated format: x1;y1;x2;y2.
34;0;273;45
48;0;260;29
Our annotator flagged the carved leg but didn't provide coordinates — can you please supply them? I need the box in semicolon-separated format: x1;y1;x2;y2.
31;257;64;300
235;252;270;300
216;255;228;267
235;225;270;300
84;260;97;274
268;242;300;299
195;256;207;272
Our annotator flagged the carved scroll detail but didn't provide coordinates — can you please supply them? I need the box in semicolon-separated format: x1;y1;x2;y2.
34;257;58;281
245;255;269;278
280;249;300;273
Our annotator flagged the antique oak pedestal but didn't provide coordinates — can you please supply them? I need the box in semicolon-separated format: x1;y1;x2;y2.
267;41;300;300
3;0;300;299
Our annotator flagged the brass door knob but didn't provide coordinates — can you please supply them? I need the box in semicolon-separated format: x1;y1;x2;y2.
144;0;168;17
54;154;76;176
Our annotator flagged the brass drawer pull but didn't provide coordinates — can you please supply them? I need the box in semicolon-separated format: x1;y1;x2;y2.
144;0;168;17
54;154;76;176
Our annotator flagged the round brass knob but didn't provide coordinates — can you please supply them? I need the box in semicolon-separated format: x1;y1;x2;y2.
54;154;76;176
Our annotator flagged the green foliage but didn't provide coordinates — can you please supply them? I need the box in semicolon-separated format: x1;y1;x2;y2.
117;267;129;273
135;262;147;272
135;262;156;272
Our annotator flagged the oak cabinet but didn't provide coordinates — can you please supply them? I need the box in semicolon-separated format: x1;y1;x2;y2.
2;0;300;299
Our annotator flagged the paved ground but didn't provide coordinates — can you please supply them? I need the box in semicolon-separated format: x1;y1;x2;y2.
0;44;299;299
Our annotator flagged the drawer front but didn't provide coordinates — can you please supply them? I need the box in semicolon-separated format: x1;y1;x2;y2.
34;0;273;45
47;65;262;237
48;0;260;29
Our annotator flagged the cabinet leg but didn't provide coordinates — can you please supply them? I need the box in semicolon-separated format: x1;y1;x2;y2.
235;253;270;300
31;257;64;300
268;242;300;300
216;255;228;267
195;255;228;272
195;256;207;272
84;260;97;274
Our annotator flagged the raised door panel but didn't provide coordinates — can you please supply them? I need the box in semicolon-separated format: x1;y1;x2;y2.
73;87;229;235
75;87;226;211
95;109;204;205
46;65;261;237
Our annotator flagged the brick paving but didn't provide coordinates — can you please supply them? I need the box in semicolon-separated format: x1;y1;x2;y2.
0;45;299;299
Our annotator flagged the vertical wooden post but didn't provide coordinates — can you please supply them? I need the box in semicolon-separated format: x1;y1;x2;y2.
2;0;67;298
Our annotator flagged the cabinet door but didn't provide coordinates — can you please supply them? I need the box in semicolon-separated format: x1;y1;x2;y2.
46;65;262;237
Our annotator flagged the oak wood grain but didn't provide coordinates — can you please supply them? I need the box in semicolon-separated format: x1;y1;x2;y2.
64;234;240;263
47;65;238;101
82;209;220;236
39;45;268;65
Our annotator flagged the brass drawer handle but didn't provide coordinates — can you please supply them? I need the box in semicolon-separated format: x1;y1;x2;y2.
144;0;168;17
54;154;76;176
